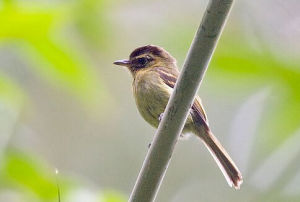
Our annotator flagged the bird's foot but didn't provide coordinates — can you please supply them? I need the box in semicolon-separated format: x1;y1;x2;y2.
158;113;164;122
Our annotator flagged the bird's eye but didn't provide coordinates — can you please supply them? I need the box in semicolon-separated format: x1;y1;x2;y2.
137;57;148;65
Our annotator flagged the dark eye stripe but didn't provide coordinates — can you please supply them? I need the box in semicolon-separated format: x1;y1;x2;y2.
137;57;147;65
132;56;154;69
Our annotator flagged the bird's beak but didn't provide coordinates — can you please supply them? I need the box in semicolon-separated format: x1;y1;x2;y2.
113;59;131;66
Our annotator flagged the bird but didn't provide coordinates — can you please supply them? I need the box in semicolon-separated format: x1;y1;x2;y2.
113;45;243;189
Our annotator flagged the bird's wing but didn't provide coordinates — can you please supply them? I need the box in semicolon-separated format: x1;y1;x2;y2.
155;66;178;89
155;67;208;124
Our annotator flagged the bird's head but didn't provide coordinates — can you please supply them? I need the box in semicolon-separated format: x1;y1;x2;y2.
114;45;176;75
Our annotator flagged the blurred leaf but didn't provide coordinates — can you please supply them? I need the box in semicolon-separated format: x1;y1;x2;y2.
155;22;194;64
65;187;126;202
66;188;99;202
73;0;111;48
26;37;106;104
283;170;300;196
228;88;270;175
0;150;58;200
0;1;109;106
0;73;25;108
0;150;126;202
210;37;300;150
0;99;20;157
249;130;300;191
101;190;126;202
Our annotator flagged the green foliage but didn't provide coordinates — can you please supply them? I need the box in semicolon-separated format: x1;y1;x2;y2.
0;1;120;199
0;150;126;202
210;37;300;149
0;0;109;107
0;74;25;108
101;190;126;202
0;150;60;201
73;0;110;48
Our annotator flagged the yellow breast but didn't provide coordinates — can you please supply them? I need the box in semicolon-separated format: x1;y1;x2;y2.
133;69;171;128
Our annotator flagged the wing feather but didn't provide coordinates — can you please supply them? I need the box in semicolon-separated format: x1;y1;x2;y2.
155;66;208;124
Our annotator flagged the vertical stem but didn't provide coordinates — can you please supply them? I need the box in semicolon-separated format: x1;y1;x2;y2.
129;0;234;201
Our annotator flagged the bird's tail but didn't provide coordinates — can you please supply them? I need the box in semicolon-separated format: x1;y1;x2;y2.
195;128;243;189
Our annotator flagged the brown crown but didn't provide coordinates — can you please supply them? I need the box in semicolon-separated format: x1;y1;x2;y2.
129;45;175;63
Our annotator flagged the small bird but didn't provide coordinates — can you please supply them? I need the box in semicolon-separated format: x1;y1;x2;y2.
114;45;243;189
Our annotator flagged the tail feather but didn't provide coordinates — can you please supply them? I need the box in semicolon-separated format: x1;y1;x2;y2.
198;129;243;189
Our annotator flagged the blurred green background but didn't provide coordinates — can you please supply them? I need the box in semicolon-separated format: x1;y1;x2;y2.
0;0;300;201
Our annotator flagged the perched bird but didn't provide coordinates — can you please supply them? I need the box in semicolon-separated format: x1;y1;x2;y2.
114;45;243;189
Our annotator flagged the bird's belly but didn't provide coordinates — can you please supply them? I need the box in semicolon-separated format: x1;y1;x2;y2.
134;80;170;128
133;73;195;133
